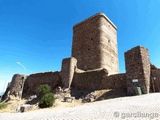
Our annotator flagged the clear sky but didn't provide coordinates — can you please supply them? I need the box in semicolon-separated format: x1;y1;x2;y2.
0;0;160;93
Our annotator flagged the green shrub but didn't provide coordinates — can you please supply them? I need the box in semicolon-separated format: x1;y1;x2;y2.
0;102;7;110
38;93;55;108
38;84;51;97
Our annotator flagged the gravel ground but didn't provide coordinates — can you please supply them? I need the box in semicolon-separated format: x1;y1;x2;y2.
0;93;160;120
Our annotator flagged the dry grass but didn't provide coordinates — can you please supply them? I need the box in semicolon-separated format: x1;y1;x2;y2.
0;102;7;110
0;88;125;113
0;96;27;113
0;97;83;113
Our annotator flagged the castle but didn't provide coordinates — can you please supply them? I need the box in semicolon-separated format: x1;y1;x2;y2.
3;13;160;101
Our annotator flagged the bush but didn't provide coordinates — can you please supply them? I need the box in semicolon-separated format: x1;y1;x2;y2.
38;93;55;108
38;84;51;97
0;102;7;110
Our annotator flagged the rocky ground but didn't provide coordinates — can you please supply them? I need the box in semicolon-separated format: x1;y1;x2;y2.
0;93;160;120
0;97;83;113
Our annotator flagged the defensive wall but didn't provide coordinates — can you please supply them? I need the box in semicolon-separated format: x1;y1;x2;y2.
23;71;61;97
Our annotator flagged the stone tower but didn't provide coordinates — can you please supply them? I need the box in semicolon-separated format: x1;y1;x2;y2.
72;13;119;75
125;46;150;95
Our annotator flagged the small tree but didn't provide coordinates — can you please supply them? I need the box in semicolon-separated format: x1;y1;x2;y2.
38;84;55;108
38;84;51;97
38;93;55;108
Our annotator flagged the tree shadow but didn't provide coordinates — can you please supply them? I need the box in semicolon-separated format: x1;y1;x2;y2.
25;96;40;105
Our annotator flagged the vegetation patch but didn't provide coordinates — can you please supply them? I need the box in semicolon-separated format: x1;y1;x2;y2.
38;84;51;97
38;84;55;108
39;93;55;108
0;102;7;110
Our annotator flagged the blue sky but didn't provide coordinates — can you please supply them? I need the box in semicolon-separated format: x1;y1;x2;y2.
0;0;160;92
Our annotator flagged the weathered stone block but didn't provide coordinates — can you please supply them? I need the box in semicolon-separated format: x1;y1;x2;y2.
60;57;77;89
20;104;31;112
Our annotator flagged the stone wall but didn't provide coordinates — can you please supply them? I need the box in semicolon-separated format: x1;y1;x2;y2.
72;68;126;90
60;57;77;89
125;46;150;95
9;74;26;95
72;13;119;75
150;64;160;92
2;74;26;100
23;71;61;97
102;73;126;89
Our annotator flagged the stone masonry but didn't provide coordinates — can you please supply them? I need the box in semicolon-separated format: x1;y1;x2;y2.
72;68;126;90
60;57;77;89
72;13;119;75
9;74;26;96
23;71;61;97
125;46;150;95
2;74;26;100
150;65;160;92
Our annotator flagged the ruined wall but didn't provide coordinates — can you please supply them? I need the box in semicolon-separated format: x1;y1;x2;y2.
150;64;160;92
72;13;119;75
102;73;126;90
23;71;61;97
2;74;26;100
72;68;126;90
8;74;26;96
125;46;150;95
60;57;77;89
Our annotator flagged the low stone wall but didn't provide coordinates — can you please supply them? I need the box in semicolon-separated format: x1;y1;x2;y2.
23;71;62;98
102;73;127;89
72;68;106;90
72;68;126;90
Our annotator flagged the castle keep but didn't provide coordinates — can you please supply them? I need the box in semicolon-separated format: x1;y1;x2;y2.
3;13;160;101
72;13;119;74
